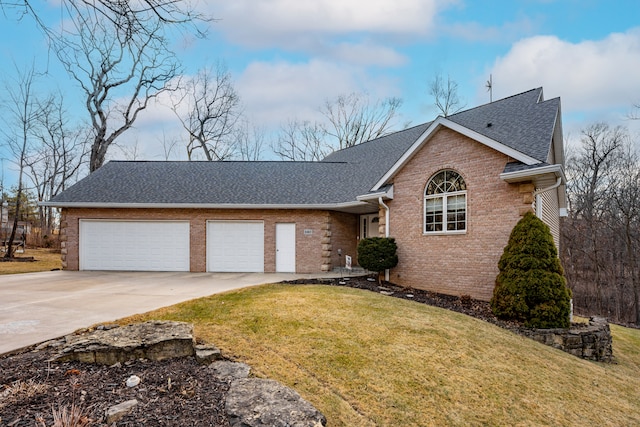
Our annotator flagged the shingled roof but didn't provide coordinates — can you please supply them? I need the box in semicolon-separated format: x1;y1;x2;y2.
44;88;561;211
446;87;559;162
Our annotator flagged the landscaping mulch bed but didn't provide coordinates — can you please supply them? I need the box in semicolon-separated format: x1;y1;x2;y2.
0;349;230;426
0;275;541;426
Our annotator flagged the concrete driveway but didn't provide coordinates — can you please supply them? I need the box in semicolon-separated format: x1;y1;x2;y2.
0;270;339;355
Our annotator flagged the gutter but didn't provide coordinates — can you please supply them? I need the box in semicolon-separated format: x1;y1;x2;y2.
499;163;566;184
38;201;371;211
378;196;391;282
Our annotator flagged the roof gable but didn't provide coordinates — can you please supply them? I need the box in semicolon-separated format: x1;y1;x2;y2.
447;88;559;161
372;88;561;191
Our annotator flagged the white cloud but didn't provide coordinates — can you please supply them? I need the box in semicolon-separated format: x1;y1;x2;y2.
110;59;403;160
485;28;640;114
331;42;408;67
200;0;452;65
443;17;537;43
207;0;445;42
236;59;400;127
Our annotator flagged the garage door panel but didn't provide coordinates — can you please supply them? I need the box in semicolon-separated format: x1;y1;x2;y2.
207;221;264;272
80;220;190;271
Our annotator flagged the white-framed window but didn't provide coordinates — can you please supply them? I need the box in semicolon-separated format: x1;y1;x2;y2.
424;170;467;234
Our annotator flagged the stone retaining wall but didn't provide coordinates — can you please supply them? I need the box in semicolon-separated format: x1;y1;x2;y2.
519;316;613;362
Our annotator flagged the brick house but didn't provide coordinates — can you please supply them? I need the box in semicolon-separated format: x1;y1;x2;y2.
43;88;566;301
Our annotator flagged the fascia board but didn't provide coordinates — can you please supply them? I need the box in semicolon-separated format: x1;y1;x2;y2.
38;201;371;210
371;117;540;191
356;185;394;202
499;163;566;183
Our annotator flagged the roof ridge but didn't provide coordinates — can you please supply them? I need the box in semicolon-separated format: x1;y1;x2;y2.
325;121;431;156
447;87;543;118
106;160;341;165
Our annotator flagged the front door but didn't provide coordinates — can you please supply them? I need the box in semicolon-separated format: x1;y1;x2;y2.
360;214;379;239
276;223;296;272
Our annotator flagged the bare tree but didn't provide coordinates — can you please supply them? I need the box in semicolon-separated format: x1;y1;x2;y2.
171;64;241;161
273;119;329;161
273;92;402;161
429;73;466;117
610;146;640;324
116;139;144;161
27;94;87;238
321;92;402;149
566;123;627;225
629;101;640;120
236;119;265;161
0;1;208;42
561;123;640;323
158;131;181;161
1;66;43;258
53;10;180;171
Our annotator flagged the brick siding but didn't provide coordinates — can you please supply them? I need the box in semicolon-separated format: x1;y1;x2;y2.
59;127;537;299
61;208;358;273
387;127;532;301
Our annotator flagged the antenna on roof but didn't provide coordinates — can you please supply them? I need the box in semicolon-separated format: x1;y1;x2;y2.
485;74;493;102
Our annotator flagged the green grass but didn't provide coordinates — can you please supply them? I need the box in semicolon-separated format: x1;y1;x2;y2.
121;284;640;427
0;248;62;274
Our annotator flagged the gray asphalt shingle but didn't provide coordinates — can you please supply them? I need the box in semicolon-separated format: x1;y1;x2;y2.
447;87;558;162
47;88;560;207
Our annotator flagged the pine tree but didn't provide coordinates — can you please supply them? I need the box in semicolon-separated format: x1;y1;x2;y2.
491;212;572;328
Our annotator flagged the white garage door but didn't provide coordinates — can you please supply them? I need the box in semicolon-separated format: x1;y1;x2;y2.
207;221;264;272
79;220;190;271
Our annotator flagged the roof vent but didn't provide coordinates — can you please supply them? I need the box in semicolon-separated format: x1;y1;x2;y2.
486;122;493;128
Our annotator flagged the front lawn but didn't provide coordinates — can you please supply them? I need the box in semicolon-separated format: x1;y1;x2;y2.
122;284;640;426
0;248;62;274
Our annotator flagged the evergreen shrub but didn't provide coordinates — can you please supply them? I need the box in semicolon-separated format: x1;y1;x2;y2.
491;212;572;328
357;237;398;283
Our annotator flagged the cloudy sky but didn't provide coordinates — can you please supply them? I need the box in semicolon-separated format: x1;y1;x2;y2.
1;0;639;183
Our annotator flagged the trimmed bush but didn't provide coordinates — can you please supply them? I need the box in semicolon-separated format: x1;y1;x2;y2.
491;212;572;328
357;237;398;283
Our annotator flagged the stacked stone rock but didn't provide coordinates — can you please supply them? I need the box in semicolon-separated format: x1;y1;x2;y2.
520;317;614;362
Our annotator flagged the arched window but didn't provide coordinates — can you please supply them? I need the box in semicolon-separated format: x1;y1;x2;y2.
424;170;467;233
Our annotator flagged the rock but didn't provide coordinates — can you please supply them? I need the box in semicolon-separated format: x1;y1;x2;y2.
226;378;327;427
195;344;222;365
105;399;138;424
53;321;195;364
126;375;141;387
95;323;120;331
209;361;251;381
380;291;394;296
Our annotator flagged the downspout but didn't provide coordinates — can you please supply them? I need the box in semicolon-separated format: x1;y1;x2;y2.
533;177;562;217
533;176;562;196
533;176;568;317
379;196;390;282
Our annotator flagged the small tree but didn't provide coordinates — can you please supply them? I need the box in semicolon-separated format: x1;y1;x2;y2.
357;237;399;284
491;212;572;328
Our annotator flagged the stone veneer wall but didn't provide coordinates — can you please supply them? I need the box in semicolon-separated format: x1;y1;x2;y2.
520;317;613;362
